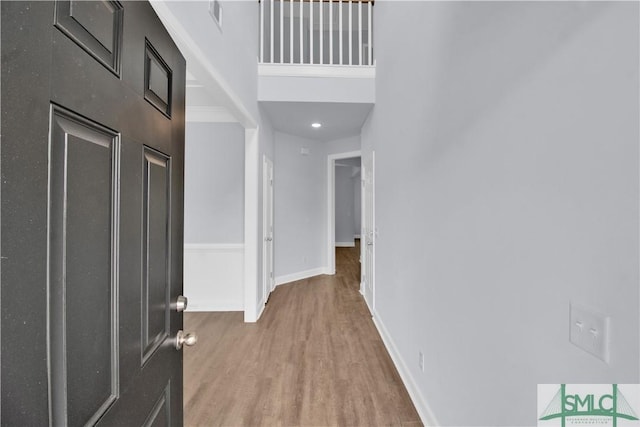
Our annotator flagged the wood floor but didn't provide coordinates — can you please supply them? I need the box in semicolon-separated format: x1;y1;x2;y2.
183;242;422;426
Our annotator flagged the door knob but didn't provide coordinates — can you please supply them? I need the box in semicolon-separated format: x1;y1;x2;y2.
175;295;188;312
175;330;198;350
367;241;373;246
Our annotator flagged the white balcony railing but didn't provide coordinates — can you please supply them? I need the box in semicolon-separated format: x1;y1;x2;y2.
259;0;374;66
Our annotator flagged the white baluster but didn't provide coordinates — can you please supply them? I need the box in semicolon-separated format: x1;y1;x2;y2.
280;0;284;63
260;0;264;62
368;0;372;65
320;0;323;64
270;0;274;63
290;0;294;64
329;0;333;64
310;0;314;64
348;0;352;65
299;0;303;63
358;0;362;65
339;0;343;65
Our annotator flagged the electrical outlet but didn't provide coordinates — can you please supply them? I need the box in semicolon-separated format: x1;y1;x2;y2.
570;303;610;363
418;351;424;372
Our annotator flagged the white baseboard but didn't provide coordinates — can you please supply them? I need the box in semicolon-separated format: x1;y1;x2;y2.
255;298;267;321
335;241;355;247
372;314;440;426
184;243;244;312
275;267;327;286
354;234;361;239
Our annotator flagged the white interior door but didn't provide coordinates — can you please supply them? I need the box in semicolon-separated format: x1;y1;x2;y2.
263;156;275;300
362;151;375;312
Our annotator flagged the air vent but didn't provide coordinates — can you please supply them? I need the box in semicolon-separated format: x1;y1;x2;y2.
209;0;222;30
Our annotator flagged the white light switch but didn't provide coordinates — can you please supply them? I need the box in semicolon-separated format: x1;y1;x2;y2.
569;303;610;363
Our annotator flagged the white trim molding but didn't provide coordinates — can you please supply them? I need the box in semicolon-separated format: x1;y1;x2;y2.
184;243;244;312
258;63;375;79
244;128;260;322
335;242;356;248
275;268;328;287
372;314;440;426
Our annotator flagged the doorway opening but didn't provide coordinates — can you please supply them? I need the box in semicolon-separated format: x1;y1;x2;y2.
326;150;361;275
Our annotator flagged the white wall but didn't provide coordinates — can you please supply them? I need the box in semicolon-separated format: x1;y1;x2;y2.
153;1;276;319
335;165;356;246
273;133;362;283
184;122;245;244
183;122;245;311
160;1;259;120
363;2;639;425
274;132;326;281
324;134;361;155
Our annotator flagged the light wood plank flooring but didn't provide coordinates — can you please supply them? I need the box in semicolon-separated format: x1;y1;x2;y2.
184;242;422;426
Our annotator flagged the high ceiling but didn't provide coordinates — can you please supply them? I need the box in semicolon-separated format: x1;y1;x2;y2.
186;70;372;142
259;101;372;142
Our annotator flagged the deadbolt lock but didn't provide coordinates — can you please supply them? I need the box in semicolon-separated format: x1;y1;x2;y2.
175;295;188;312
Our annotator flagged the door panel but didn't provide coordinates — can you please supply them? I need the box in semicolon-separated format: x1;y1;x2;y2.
54;0;123;76
48;105;120;427
144;40;172;117
142;147;171;364
143;383;171;427
1;1;186;425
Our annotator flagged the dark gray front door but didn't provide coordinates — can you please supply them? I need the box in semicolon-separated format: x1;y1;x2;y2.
1;1;186;425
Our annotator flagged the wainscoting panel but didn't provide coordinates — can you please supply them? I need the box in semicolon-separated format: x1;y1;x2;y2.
184;244;244;311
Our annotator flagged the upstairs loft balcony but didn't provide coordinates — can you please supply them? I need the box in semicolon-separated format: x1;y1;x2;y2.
258;0;375;105
260;0;374;66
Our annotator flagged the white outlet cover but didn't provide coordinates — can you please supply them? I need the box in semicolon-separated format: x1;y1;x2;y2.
569;303;610;363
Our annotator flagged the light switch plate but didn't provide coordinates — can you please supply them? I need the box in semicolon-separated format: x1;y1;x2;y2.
569;303;610;363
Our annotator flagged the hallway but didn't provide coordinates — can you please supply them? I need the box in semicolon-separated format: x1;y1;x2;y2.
183;242;421;426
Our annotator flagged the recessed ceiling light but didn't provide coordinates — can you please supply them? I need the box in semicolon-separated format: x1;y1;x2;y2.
311;122;322;128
